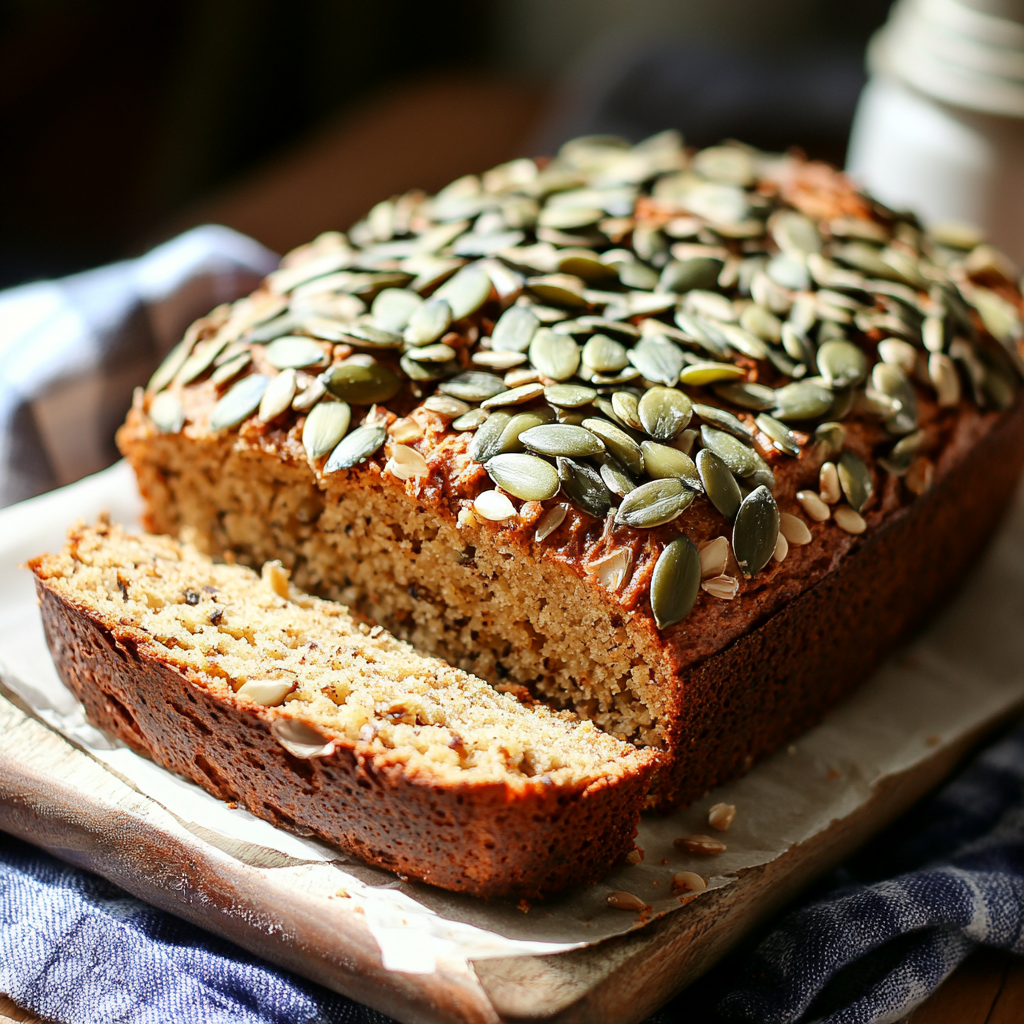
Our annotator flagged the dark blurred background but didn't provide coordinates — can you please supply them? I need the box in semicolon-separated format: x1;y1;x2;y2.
1;0;895;290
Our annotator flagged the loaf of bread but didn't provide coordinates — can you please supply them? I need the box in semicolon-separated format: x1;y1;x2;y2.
30;519;657;897
115;133;1024;819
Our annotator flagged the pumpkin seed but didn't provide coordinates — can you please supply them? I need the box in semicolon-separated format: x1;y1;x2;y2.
879;430;925;476
302;400;351;459
674;311;732;359
611;391;643;430
814;422;846;458
149;336;195;393
684;289;736;323
529;328;580;381
637;386;693;441
650;537;701;629
732;486;779;578
701;426;774;487
324;423;387;472
468;410;513;462
211;351;252;385
770;210;821;254
544;383;597;408
265;336;327;370
694;404;751;442
838;451;873;512
433;263;493;320
535;503;568;542
148;390;184;433
696;448;742;519
521;424;605;458
323;362;403;404
557;457;612;518
371;288;423;333
491;305;539;353
486;453;559;501
659;257;722;294
678;361;745;385
438;371;506;402
403;343;458;364
582;418;644;476
781;323;815;368
404;297;452;346
641;441;701;489
582;333;629;373
400;353;458;381
527;273;587;308
480;383;545;409
712;381;776;410
599;456;635;497
473;349;527;370
423;395;470;418
772;380;833;421
474;489;518;521
496;409;555;456
817;339;867;388
616;478;694;529
452;408;490;431
249;312;304;344
719;323;769;360
754;414;801;456
871;361;919;433
629;335;685;386
766;253;810;291
739;304;782;342
209;375;269;431
177;335;231;386
258;368;297;421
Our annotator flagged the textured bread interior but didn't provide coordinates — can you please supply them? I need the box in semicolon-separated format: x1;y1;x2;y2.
32;521;645;787
128;435;667;748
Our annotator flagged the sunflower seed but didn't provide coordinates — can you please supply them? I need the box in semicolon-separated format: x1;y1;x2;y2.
650;537;701;629
529;329;580;381
638;386;693;440
701;426;775;488
324;423;387;472
600;456;636;497
535;503;568;541
611;391;643;430
582;333;630;373
732;486;779;578
452;408;489;431
773;380;833;421
582;418;644;476
387;443;429;480
838;451;873;512
696;448;742;519
754;413;801;456
148;390;184;433
641;441;701;489
302;400;351;458
616;478;694;529
433;263;493;320
833;506;867;534
544;383;597;408
323;362;403;404
438;371;506;402
209;375;269;431
486;453;559;501
678;361;745;386
490;305;538;353
521;424;605;458
404;297;453;346
149;336;196;394
468;410;513;462
480;383;546;409
557;457;612;518
371;288;423;333
779;512;812;545
474;489;518;521
817;339;867;388
694;404;751;442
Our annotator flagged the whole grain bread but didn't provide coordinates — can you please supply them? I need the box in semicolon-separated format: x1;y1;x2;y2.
116;135;1024;815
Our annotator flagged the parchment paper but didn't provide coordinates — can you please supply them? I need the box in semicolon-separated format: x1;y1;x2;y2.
2;461;1023;973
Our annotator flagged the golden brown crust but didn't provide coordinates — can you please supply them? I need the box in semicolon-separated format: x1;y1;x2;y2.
33;576;656;898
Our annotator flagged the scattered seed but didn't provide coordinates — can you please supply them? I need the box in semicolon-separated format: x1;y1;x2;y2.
535;503;568;542
474;489;518;521
698;536;730;578
819;462;841;504
779;512;812;545
675;835;727;855
838;451;873;513
671;871;707;895
694;404;751;442
773;530;789;562
708;803;736;831
929;353;961;407
292;376;326;411
878;338;918;374
473;349;527;370
833;506;866;534
386;443;429;481
796;490;830;522
606;891;648;912
650;537;701;629
638;386;693;441
714;381;776;411
700;427;771;486
582;333;630;373
323;423;387;472
732;485;779;578
371;288;423;334
701;575;739;599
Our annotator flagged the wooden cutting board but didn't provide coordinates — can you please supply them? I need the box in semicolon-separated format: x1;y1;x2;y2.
1;685;1018;1024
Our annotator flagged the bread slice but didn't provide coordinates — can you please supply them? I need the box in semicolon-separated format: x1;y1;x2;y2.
29;519;658;897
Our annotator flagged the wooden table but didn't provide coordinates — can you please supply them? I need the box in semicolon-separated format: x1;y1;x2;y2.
2;74;1021;1024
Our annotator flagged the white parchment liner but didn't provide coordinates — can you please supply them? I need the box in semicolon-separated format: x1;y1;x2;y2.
2;461;1023;973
